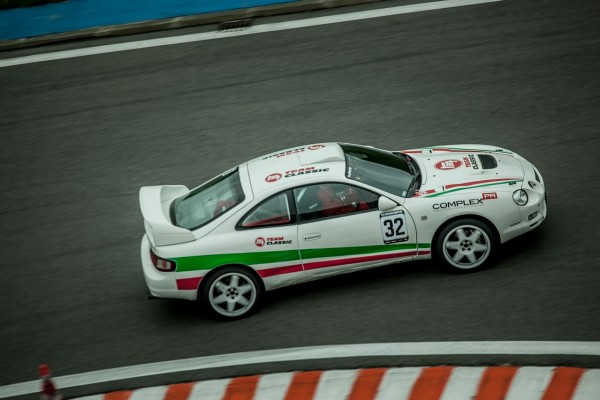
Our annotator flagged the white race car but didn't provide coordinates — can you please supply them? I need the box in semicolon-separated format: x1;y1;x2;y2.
139;143;546;319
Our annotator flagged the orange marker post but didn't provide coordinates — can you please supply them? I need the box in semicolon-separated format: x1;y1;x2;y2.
39;364;62;400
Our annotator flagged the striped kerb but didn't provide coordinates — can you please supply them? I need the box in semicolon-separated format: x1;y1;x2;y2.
89;366;596;400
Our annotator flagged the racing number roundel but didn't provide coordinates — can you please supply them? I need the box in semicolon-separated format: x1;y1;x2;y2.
434;159;462;170
255;237;266;247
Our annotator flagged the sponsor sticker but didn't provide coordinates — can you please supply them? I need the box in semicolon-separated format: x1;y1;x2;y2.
468;154;479;169
434;160;462;170
433;198;484;210
379;210;408;244
482;192;497;200
256;236;292;247
266;166;330;182
285;166;329;177
265;173;282;183
262;144;324;160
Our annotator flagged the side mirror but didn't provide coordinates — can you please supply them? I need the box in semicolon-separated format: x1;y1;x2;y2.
378;196;398;211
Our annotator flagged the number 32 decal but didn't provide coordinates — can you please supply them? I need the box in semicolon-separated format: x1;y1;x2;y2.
380;210;408;244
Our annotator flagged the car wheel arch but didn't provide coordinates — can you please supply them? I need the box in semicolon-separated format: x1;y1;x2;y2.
198;263;265;297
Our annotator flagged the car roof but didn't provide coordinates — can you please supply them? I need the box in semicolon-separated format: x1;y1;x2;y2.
245;143;347;195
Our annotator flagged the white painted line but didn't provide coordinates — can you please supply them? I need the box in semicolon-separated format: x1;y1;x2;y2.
1;341;599;398
375;367;422;400
573;369;600;400
129;385;168;400
188;378;230;400
504;366;554;400
440;366;485;400
313;369;358;400
0;0;502;68
254;372;294;400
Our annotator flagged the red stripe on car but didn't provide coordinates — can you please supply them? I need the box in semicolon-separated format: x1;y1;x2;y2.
257;264;304;278
303;251;417;271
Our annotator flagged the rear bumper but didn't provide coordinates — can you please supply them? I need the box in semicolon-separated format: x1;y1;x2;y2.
141;235;179;299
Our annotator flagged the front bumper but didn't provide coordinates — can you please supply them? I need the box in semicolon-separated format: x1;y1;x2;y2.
516;159;547;232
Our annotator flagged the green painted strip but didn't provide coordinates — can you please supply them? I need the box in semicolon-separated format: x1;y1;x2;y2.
173;242;432;272
423;180;522;198
174;250;300;272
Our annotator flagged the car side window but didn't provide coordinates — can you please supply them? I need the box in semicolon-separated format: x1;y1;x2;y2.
293;183;379;222
239;192;295;228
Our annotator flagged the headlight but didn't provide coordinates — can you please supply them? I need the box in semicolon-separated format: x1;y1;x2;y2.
513;189;528;206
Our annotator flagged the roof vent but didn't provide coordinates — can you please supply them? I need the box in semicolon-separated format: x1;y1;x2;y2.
478;154;498;169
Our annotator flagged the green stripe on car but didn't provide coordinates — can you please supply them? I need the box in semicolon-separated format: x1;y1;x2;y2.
174;243;430;273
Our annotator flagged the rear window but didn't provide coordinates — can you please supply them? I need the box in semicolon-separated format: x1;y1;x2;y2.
171;168;244;230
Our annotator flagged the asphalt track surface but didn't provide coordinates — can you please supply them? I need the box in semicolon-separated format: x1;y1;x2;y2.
1;0;599;397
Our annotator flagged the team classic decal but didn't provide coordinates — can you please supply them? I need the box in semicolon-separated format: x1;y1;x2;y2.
285;166;329;177
266;166;329;182
380;210;408;244
434;160;462;170
463;154;479;169
262;144;325;160
255;236;292;247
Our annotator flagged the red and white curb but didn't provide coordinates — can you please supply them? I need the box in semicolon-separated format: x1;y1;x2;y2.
75;366;600;400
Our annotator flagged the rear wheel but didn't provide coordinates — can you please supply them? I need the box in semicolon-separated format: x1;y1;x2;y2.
436;219;496;272
202;266;262;320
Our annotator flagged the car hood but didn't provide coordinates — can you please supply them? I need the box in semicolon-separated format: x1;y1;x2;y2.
402;145;525;197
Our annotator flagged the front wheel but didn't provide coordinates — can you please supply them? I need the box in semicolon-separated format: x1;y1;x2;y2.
202;266;263;320
436;219;496;272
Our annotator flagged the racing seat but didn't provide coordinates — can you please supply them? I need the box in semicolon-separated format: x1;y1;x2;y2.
317;185;356;216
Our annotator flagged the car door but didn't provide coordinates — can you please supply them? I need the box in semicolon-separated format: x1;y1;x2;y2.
294;182;418;277
234;191;303;289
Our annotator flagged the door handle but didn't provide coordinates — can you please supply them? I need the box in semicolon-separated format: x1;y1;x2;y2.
303;233;321;241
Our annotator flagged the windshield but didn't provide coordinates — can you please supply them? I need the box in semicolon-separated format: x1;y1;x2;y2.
171;168;244;230
341;144;414;197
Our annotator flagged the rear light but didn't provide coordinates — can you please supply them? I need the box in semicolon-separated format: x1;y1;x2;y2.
150;250;176;272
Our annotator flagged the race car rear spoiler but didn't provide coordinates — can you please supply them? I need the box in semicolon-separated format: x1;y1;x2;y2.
139;185;195;247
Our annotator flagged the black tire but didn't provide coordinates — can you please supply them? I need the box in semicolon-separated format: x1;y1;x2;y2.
201;266;263;320
435;218;496;273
